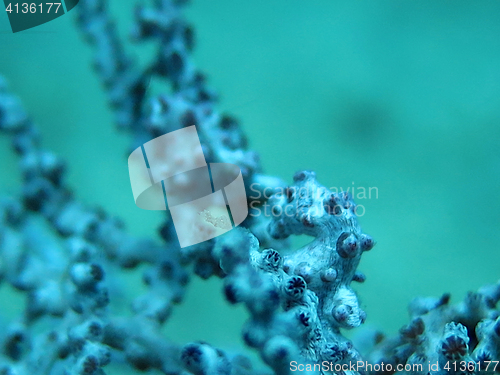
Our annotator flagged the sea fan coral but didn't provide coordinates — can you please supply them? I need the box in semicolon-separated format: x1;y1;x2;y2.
0;1;499;375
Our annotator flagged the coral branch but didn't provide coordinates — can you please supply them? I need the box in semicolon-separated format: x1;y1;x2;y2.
1;1;498;375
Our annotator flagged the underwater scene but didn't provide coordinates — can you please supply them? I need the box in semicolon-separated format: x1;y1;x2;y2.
0;1;499;374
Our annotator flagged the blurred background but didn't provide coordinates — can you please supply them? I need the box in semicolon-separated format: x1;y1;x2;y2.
1;0;500;372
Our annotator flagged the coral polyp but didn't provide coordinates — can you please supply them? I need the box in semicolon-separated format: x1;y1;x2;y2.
0;1;499;374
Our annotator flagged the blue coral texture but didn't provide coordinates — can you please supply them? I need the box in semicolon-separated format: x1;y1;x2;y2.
1;1;500;374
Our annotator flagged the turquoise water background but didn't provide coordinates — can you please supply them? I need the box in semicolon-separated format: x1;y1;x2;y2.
1;1;500;372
